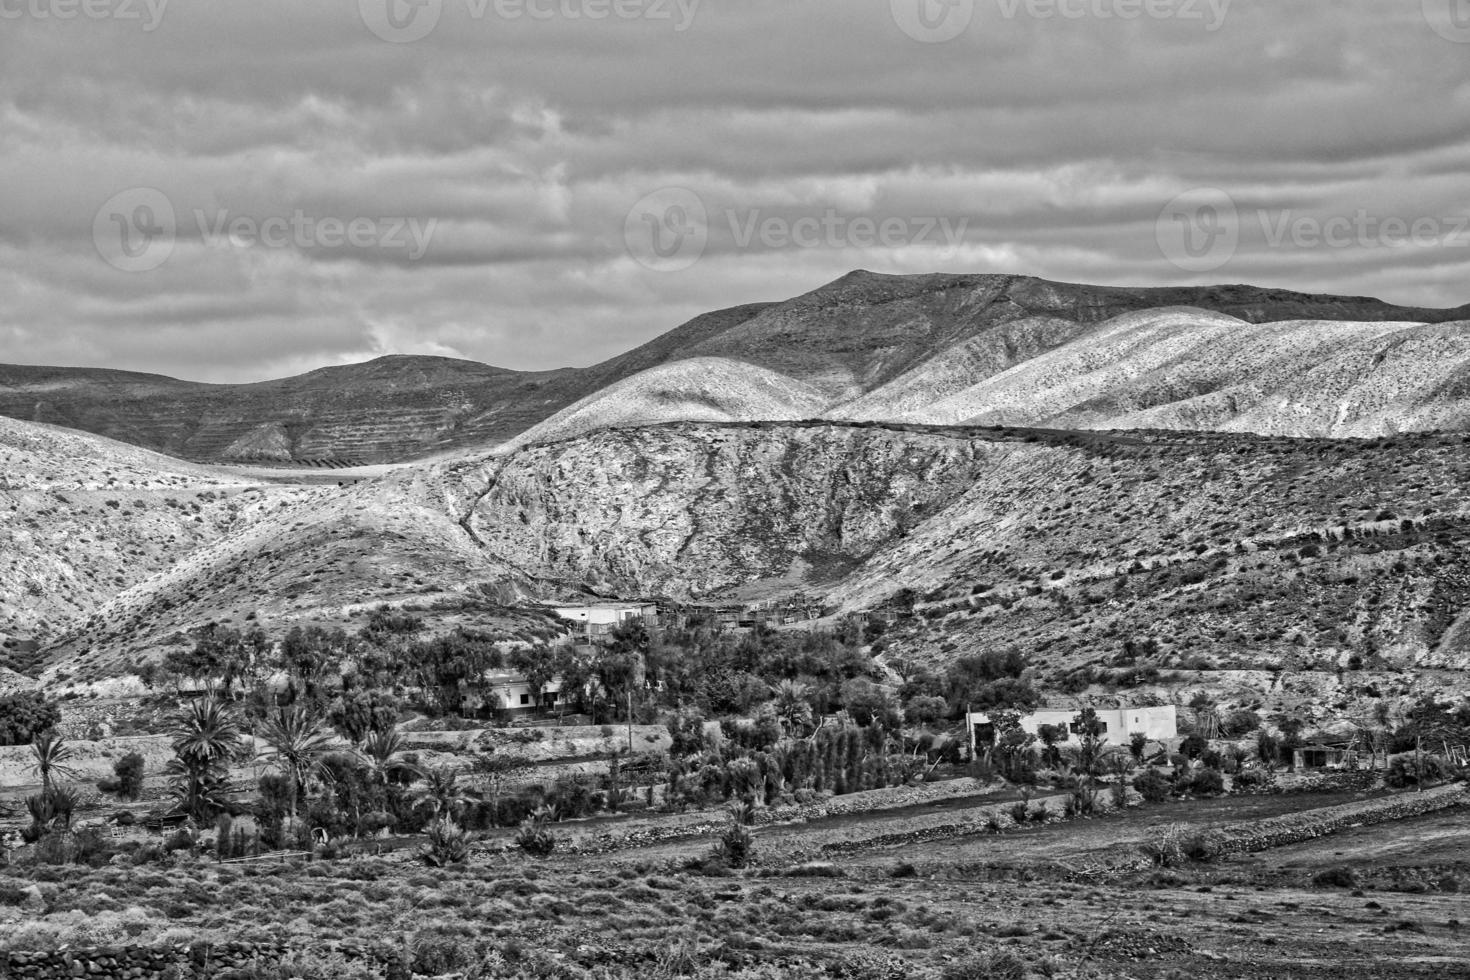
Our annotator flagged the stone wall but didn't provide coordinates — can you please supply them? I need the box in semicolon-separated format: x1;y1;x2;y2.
0;941;405;980
1207;781;1468;857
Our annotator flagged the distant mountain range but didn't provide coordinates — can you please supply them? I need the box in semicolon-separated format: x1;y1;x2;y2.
5;272;1470;463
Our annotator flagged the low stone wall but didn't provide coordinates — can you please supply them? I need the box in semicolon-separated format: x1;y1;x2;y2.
1090;781;1470;872
1208;781;1468;856
815;790;1111;856
0;941;405;980
556;777;1000;855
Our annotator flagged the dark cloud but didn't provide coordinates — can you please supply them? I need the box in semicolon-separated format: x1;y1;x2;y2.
1;0;1468;382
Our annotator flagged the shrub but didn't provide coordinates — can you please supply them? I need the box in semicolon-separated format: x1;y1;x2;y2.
713;815;754;869
940;948;1027;980
1190;768;1225;797
112;753;146;800
423;818;472;867
515;812;557;858
1232;767;1274;792
1313;866;1360;889
0;692;61;746
1386;753;1447;788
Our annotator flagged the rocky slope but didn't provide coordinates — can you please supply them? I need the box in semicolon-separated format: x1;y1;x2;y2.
503;357;828;449
30;420;1470;689
841;310;1470;437
6;274;1470;462
0;417;305;662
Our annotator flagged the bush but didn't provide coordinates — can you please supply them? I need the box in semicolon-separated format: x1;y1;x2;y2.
0;692;60;746
940;948;1027;980
713;816;754;869
423;818;472;867
1313;866;1360;889
1232;767;1274;792
1386;753;1447;788
112;753;146;800
1133;768;1171;803
515;813;557;858
1190;768;1225;797
1142;824;1222;867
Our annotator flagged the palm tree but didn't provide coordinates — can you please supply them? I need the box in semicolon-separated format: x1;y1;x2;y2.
256;705;335;821
773;680;814;736
167;696;243;821
418;765;472;822
29;731;77;795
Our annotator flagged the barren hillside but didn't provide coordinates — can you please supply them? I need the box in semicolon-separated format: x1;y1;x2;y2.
0;417;305;659
846;310;1470;437
5;274;1469;462
30;420;1470;698
504;357;828;449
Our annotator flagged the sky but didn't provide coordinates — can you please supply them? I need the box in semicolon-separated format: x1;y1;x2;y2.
2;0;1469;382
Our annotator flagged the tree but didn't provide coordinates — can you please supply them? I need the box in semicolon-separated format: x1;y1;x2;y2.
29;731;77;795
166;696;243;821
0;692;60;746
773;679;815;735
255;705;335;820
840;678;901;731
112;752;146;800
1036;723;1067;769
1255;729;1281;771
989;710;1037;782
162;624;258;698
418;766;472;822
905;694;949;727
1275;716;1306;771
328;690;400;746
1128;732;1149;763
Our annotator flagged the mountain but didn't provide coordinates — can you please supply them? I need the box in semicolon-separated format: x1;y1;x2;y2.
31;419;1470;698
5;273;1470;462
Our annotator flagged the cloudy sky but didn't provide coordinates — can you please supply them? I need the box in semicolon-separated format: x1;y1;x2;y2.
2;0;1469;382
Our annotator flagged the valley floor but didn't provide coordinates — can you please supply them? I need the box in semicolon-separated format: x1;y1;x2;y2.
3;784;1466;979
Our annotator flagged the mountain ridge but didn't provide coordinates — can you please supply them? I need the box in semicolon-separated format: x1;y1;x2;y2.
5;273;1470;462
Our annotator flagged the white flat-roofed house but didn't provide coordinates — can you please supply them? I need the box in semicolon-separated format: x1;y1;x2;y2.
483;670;567;715
549;602;658;640
965;705;1177;749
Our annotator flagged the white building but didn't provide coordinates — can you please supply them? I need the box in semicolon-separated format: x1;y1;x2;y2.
548;602;658;639
483;670;567;714
966;705;1177;749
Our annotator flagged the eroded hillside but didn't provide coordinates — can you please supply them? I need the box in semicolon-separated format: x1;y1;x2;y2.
23;420;1470;698
0;418;305;661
